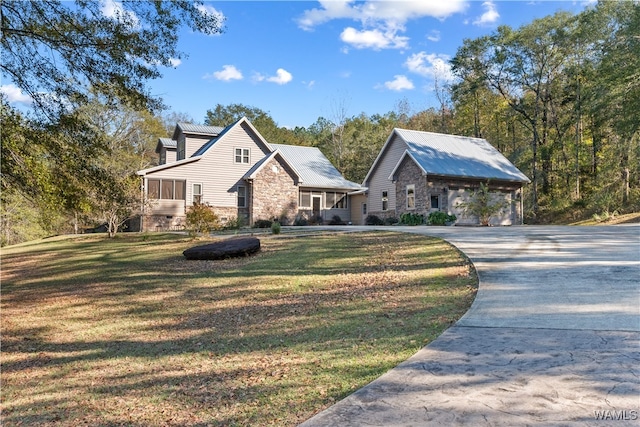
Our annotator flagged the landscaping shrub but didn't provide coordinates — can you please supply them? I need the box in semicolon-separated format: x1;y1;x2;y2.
253;219;273;228
293;216;308;226
365;215;384;225
428;211;457;226
271;221;281;234
186;203;220;235
384;216;399;225
328;215;346;225
400;212;425;225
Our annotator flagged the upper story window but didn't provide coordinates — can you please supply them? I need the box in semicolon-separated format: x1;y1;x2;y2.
177;139;185;160
147;179;185;200
235;148;250;164
406;185;415;209
382;190;388;211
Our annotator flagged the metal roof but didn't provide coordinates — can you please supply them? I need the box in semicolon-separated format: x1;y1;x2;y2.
271;144;362;190
176;122;225;135
158;137;176;148
394;129;530;183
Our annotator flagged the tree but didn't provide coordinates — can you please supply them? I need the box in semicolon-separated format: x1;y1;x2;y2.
75;94;165;237
1;1;224;239
456;182;510;226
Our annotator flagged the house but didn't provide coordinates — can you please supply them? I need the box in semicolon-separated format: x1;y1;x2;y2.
362;128;530;225
136;117;362;231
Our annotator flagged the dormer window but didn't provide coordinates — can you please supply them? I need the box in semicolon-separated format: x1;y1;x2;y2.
235;148;250;164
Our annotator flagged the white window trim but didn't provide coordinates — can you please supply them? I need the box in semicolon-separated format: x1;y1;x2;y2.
234;147;250;164
192;183;203;205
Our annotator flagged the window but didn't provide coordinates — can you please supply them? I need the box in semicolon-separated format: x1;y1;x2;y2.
159;151;166;165
382;190;388;211
193;184;202;204
362;203;367;215
177;139;185;160
147;179;160;199
300;190;311;208
406;185;415;209
430;195;440;209
237;186;246;207
235;148;250;164
146;179;185;200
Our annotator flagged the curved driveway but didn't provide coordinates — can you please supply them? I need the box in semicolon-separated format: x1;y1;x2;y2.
300;225;640;426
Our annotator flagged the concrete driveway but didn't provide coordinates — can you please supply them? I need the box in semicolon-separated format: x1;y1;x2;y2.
300;225;640;426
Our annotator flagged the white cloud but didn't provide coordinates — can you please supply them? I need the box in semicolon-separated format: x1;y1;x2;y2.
405;51;454;82
473;1;500;26
254;68;293;85
207;65;243;82
297;0;466;51
340;27;408;50
168;58;182;68
427;30;441;42
381;75;415;92
195;3;226;31
100;0;139;28
1;84;32;105
267;68;293;85
297;0;467;30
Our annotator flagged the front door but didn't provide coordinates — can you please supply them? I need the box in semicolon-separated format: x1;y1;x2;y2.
312;195;322;220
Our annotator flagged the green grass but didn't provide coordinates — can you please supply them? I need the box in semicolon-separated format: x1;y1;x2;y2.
1;231;477;426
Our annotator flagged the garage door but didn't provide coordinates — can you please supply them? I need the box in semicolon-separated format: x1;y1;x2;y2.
448;189;513;226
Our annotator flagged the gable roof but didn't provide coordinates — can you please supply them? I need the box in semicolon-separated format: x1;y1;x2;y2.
192;116;273;157
271;144;362;190
368;128;529;184
243;150;302;182
172;122;225;140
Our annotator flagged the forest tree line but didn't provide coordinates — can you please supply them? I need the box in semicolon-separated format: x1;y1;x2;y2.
1;1;638;245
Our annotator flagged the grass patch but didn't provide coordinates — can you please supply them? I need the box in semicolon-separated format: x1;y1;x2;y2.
1;231;477;426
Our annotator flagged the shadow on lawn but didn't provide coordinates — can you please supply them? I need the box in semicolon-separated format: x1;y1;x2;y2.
1;232;475;425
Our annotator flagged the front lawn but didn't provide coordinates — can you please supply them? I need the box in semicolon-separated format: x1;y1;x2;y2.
1;231;476;426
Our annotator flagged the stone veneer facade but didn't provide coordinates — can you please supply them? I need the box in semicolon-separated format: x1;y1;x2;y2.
393;156;524;225
249;156;299;225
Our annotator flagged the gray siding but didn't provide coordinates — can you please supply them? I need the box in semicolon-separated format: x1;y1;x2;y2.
365;134;407;213
143;123;271;211
185;135;212;159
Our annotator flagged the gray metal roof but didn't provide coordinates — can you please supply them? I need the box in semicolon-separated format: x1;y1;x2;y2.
271;144;362;190
395;129;530;183
158;137;176;148
175;122;225;136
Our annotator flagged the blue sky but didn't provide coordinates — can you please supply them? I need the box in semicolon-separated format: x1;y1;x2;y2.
3;1;594;129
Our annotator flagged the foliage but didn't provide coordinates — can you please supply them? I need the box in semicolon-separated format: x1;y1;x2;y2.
365;215;384;225
270;221;281;235
222;216;244;230
1;232;476;425
428;211;457;226
253;219;273;229
185;204;220;236
455;182;509;226
328;215;346;225
0;1;223;244
384;217;399;225
400;213;425;226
